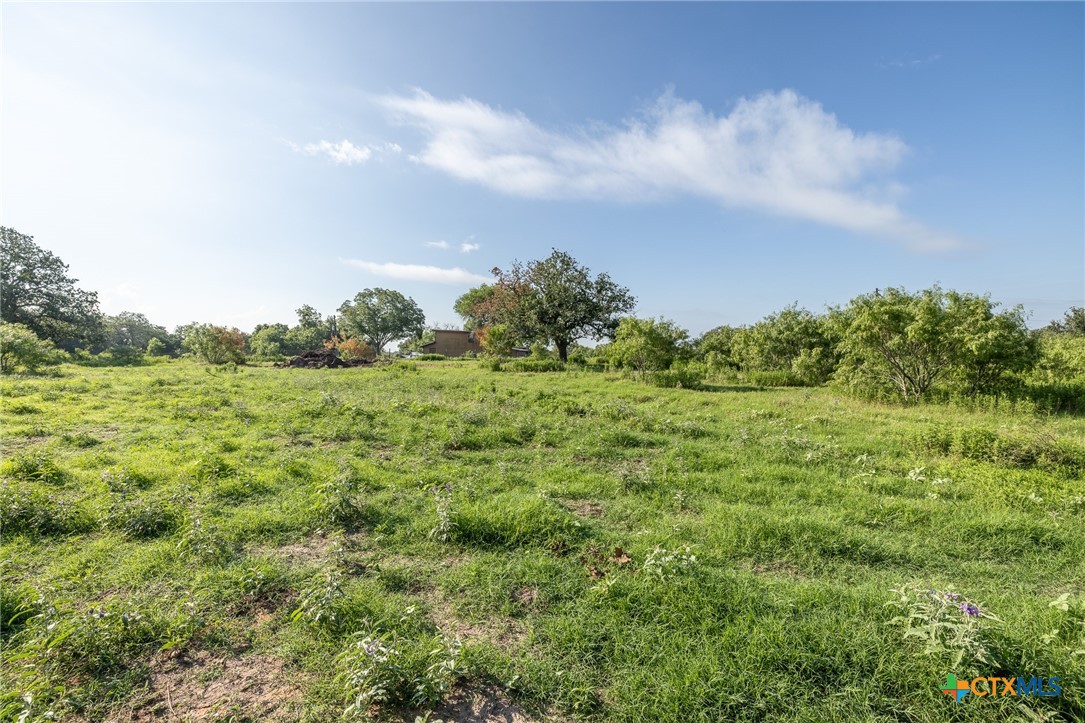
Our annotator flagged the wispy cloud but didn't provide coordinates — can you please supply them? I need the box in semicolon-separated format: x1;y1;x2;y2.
425;240;450;249
881;54;942;70
292;139;372;165
379;88;962;251
341;258;489;284
460;242;480;253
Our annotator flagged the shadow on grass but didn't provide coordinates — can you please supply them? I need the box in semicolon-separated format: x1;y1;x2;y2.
696;384;765;393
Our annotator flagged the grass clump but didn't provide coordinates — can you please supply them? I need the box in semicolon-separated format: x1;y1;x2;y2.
504;358;566;373
1;452;65;485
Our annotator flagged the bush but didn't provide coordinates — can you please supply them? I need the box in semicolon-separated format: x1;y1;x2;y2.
0;323;64;373
181;324;246;364
504;359;566;373
610;317;689;372
914;425;1085;474
145;337;167;356
104;345;145;366
417;354;447;361
324;335;374;361
749;370;808;387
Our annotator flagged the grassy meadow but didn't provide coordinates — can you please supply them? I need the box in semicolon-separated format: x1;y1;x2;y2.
1;360;1083;722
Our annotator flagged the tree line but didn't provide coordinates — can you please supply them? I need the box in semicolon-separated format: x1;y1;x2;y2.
3;225;1083;410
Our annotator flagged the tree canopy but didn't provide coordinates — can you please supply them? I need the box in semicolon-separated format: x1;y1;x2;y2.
609;317;689;372
101;312;174;354
1046;307;1085;336
492;250;635;361
1;227;102;350
338;288;426;353
833;286;1037;402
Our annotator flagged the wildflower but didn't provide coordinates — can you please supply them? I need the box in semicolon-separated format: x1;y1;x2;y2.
944;592;960;602
960;602;981;617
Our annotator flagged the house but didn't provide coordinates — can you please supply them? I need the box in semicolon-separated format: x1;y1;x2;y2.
419;329;529;357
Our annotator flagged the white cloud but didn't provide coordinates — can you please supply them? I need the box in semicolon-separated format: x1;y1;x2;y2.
882;54;942;69
290;139;406;166
379;89;962;251
425;240;450;249
295;139;372;165
341;258;489;284
460;242;480;253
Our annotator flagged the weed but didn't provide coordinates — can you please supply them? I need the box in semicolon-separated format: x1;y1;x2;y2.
0;484;88;536
314;472;365;527
1;452;65;485
101;494;181;539
177;517;230;562
338;624;462;718
428;484;455;542
641;545;698;582
886;584;999;669
292;569;345;632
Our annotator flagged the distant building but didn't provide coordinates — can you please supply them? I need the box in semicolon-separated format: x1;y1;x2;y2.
420;329;529;357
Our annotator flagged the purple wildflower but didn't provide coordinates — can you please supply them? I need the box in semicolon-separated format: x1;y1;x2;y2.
960;602;981;617
944;592;960;602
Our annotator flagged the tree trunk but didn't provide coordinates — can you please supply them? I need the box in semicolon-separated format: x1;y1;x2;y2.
556;339;569;362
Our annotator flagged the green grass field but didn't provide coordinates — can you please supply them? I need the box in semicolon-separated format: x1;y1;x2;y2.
2;360;1083;722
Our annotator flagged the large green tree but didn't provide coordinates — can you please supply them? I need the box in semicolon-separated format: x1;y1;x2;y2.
948;293;1039;396
834;286;1038;402
338;288;425;353
101;312;174;353
493;250;635;362
0;227;102;349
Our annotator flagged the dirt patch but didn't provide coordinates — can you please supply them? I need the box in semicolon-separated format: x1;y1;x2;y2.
428;595;528;650
260;534;333;565
561;499;604;518
512;586;539;608
113;649;304;722
257;531;371;567
426;683;543;723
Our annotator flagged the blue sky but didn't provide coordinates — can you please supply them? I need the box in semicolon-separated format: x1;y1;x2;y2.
3;2;1082;337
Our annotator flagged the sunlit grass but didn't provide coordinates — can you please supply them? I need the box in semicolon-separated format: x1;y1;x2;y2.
1;360;1082;721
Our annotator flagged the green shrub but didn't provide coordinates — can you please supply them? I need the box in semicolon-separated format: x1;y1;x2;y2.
102;495;182;539
749;370;807;387
145;337;167;356
0;484;89;536
505;359;566;373
0;323;64;373
180;323;246;364
104;345;145;366
416;353;447;361
914;425;1085;474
